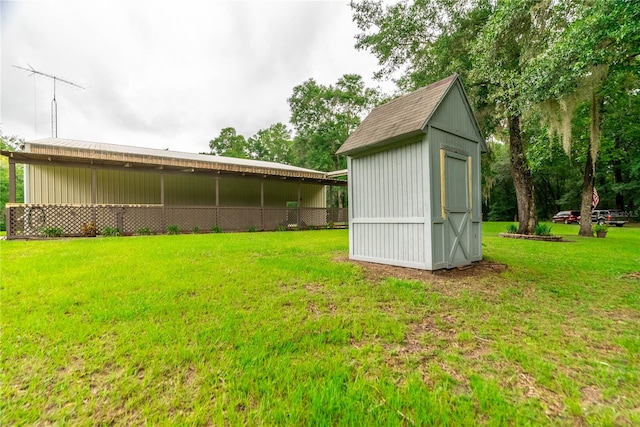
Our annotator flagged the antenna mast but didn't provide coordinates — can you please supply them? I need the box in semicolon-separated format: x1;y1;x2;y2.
14;64;85;138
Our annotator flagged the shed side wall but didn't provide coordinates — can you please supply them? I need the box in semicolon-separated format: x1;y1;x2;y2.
349;141;427;268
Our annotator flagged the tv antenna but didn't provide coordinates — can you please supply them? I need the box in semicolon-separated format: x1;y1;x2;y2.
13;64;85;138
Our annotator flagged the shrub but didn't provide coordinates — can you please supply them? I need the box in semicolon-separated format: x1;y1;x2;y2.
593;224;609;235
247;225;257;233
192;226;200;234
101;227;120;237
167;225;180;235
136;227;152;236
81;222;97;237
275;224;287;232
211;226;222;234
42;226;63;237
506;224;518;234
534;223;553;236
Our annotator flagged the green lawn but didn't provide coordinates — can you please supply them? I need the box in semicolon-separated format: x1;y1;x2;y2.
1;224;639;425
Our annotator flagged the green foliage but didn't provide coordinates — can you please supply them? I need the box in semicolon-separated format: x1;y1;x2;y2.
246;123;294;164
210;225;222;234
0;132;25;226
351;0;639;222
484;141;517;221
41;226;63;237
288;74;380;171
208;123;295;165
247;225;257;233
505;224;518;234
81;222;97;237
167;225;180;235
275;224;287;232
593;223;608;234
101;227;120;237
352;0;545;233
208;127;248;159
136;227;152;236
533;223;553;236
192;226;200;234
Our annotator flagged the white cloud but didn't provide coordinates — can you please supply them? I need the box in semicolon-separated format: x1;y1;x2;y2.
1;0;392;154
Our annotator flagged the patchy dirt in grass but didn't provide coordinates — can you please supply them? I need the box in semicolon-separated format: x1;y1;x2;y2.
381;316;568;418
335;256;507;284
336;256;509;301
622;271;640;280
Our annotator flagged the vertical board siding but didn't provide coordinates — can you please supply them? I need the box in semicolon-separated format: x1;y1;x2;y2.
349;140;427;267
351;141;424;219
429;85;482;142
352;223;425;266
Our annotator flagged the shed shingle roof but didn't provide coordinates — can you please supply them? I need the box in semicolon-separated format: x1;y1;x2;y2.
337;74;459;156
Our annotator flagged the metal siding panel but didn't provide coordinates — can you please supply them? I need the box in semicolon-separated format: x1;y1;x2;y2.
30;166;39;203
300;183;325;208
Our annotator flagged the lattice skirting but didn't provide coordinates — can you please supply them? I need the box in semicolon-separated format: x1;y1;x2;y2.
5;204;348;238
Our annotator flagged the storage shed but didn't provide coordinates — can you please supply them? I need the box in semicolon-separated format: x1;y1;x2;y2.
336;74;486;270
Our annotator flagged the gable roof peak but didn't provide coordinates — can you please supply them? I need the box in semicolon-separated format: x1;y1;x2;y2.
336;74;460;156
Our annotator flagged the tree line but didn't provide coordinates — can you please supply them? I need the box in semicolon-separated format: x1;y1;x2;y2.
3;1;638;234
351;0;639;235
207;74;381;173
217;0;638;235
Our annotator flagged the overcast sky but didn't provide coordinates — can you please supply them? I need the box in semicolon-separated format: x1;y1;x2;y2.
1;0;394;154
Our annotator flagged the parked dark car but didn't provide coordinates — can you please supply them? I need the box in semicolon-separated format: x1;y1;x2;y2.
591;209;627;227
552;210;580;224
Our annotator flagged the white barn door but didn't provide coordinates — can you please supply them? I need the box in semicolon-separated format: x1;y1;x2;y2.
441;150;472;268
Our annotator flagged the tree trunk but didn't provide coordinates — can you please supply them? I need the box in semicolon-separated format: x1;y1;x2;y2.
578;88;604;236
508;115;537;234
578;146;595;236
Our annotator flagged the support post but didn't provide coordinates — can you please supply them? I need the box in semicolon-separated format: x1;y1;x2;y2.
328;184;333;225
260;180;264;230
297;182;301;228
215;178;219;207
215;177;219;229
160;173;165;205
91;168;97;204
91;168;97;225
9;159;16;203
160;173;166;232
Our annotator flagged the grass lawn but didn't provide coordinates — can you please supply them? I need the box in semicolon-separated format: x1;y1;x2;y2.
1;223;639;425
